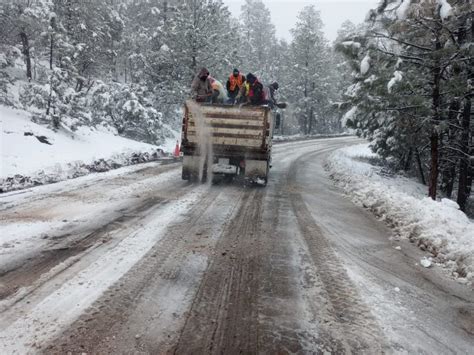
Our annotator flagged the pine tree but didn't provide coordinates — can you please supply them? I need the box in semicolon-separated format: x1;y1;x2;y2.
239;0;277;81
337;0;473;209
289;5;334;134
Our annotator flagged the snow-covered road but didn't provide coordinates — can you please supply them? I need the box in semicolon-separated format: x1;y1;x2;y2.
0;137;472;353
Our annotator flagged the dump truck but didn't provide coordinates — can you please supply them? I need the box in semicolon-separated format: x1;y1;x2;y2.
180;99;281;185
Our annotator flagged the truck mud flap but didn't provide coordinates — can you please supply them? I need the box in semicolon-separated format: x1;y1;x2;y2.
182;155;201;181
244;160;269;185
244;160;268;177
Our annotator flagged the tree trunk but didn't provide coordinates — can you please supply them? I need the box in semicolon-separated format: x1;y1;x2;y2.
456;2;473;211
403;147;413;171
111;39;117;81
456;96;471;211
281;111;284;135
50;17;55;70
428;131;439;199
308;106;313;134
20;31;32;81
303;74;308;134
445;164;456;198
50;34;54;70
46;86;52;116
441;100;460;196
416;148;426;185
428;18;442;200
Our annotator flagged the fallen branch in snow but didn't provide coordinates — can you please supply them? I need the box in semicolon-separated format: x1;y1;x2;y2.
325;144;473;284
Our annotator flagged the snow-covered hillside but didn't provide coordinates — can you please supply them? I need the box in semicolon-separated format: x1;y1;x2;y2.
1;105;179;192
326;144;474;284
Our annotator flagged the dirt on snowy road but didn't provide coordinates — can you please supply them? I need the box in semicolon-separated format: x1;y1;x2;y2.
0;137;472;354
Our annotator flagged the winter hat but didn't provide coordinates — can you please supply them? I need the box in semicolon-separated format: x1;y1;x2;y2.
233;68;239;75
199;67;209;77
270;82;279;90
246;73;256;84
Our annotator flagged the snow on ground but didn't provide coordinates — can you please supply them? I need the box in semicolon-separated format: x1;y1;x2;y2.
326;144;474;283
1;105;179;191
0;185;207;353
273;133;351;143
0;164;179;273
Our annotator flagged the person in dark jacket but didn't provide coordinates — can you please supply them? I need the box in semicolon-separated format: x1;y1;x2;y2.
226;68;246;104
263;82;279;108
269;82;279;100
246;73;264;105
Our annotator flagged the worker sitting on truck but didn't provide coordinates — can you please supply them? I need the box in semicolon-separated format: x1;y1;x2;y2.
208;76;228;103
246;73;265;105
191;67;212;102
226;68;246;104
263;82;279;108
236;81;250;103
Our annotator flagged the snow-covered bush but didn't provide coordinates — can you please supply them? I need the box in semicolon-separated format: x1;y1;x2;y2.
91;82;163;144
19;82;49;111
0;71;13;106
18;66;83;129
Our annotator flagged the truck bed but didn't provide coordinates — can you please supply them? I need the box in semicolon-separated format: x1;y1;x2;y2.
181;100;272;157
180;100;274;183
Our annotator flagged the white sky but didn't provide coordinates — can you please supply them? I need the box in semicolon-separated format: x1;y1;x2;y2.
223;0;380;42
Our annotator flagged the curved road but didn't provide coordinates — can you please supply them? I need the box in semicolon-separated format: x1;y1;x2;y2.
0;137;472;354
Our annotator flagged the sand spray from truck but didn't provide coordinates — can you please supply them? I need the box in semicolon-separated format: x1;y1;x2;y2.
186;100;214;183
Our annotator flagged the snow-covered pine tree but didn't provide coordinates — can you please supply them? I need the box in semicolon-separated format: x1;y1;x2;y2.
0;0;52;81
289;5;334;134
371;0;473;201
453;0;473;211
338;0;472;209
170;0;237;80
239;0;277;82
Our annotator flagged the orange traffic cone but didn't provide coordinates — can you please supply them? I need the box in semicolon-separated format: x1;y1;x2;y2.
173;140;180;158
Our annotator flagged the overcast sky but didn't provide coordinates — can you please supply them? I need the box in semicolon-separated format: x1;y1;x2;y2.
222;0;380;42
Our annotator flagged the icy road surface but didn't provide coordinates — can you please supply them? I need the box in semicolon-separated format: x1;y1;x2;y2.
0;137;472;354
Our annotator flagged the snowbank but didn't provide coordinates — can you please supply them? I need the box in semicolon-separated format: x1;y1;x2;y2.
273;133;352;143
326;144;474;283
1;105;179;192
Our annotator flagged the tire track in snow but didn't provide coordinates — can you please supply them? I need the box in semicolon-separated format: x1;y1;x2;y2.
44;185;245;354
173;188;263;354
0;185;206;354
287;149;388;353
0;195;169;302
257;181;332;353
0;164;186;309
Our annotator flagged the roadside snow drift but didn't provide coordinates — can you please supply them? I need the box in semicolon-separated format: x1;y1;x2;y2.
326;144;473;283
1;105;178;192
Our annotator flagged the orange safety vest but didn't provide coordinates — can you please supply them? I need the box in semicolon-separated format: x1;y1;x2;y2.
228;74;244;91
